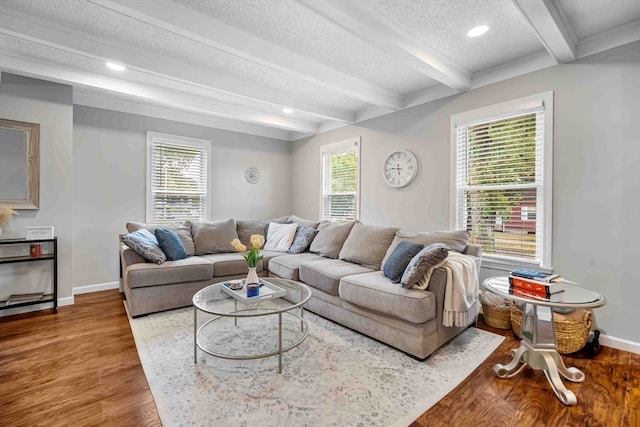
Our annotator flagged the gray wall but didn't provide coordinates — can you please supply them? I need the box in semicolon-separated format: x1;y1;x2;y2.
291;42;640;342
73;106;291;289
0;74;74;303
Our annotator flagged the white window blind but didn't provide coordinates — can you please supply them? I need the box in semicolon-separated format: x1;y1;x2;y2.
452;93;553;268
320;138;360;221
146;132;210;223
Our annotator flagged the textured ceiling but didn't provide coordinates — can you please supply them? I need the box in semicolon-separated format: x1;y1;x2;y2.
0;0;638;140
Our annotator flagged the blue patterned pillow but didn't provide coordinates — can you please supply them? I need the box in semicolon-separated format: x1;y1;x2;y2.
401;243;448;288
288;226;319;254
383;241;424;283
155;228;188;261
122;229;167;264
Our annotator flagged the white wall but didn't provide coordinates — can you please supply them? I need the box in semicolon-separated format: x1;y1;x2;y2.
291;42;640;343
72;106;291;289
0;74;74;307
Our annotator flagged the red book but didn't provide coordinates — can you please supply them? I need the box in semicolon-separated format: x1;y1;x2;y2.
510;286;564;302
509;276;566;295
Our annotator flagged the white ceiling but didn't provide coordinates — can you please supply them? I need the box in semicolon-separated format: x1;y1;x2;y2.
1;0;639;141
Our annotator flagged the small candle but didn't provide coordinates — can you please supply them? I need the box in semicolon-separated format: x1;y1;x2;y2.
246;283;260;297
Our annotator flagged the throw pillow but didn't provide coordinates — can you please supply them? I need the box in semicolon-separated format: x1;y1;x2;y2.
236;220;268;247
121;229;167;264
383;241;425;283
192;219;239;255
287;215;322;229
155;228;188;261
309;220;357;259
339;222;399;270
381;230;469;269
288;226;319;254
264;222;298;252
401;243;449;289
126;221;195;256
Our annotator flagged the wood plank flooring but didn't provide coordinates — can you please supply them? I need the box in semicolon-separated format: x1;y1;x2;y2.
0;290;636;427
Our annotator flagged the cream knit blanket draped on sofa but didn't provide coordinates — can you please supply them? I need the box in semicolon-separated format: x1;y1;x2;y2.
440;251;480;327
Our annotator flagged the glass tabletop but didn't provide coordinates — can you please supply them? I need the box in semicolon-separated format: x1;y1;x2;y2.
193;277;311;316
483;276;605;309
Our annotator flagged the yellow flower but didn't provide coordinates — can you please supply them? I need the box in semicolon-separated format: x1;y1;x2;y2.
250;234;265;250
230;238;246;252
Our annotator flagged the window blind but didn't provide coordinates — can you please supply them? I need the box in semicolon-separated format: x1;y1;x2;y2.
454;106;545;263
149;138;209;223
321;141;359;221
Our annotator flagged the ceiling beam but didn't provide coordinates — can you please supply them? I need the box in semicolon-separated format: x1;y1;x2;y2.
512;0;576;63
0;6;354;124
299;0;471;91
88;0;403;110
0;52;319;133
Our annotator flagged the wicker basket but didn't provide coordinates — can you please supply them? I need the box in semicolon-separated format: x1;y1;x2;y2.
510;302;593;354
482;303;512;329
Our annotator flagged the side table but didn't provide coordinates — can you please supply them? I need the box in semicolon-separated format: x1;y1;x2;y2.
482;276;605;405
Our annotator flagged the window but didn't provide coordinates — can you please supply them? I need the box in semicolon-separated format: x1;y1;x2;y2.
320;137;360;221
146;132;211;223
451;92;553;269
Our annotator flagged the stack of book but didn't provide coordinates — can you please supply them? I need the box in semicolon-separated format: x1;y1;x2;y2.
508;269;566;301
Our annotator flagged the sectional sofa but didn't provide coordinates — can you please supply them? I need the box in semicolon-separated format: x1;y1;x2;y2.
120;215;481;359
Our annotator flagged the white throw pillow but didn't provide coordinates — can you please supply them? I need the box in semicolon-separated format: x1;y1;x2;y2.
264;222;298;252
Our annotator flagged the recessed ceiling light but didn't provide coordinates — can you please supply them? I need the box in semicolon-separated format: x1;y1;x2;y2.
282;107;294;114
467;25;489;38
106;62;126;72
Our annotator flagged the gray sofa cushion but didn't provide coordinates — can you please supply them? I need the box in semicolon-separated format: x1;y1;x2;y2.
339;222;398;270
382;230;469;268
268;253;326;280
126;256;212;288
200;253;264;276
401;244;449;289
192;219;239;255
339;271;436;324
299;259;373;296
127;221;195;256
309;220;356;259
287;215;322;229
236;220;268;247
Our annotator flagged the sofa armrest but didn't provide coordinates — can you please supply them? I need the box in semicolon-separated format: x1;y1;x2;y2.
461;244;482;271
120;242;146;269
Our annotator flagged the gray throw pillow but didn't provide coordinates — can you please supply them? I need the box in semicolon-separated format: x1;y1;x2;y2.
309;220;356;259
339;222;399;270
192;218;239;255
382;230;469;269
236;220;268;247
383;241;424;283
287;215;321;229
288;226;318;254
401;243;449;288
121;229;167;264
126;221;195;256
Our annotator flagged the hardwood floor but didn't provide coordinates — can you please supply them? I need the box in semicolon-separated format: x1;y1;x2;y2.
0;290;636;427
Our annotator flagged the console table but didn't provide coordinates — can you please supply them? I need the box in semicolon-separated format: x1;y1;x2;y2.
0;237;58;312
483;276;605;405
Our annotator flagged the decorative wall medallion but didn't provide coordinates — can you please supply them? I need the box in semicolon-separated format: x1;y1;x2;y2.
244;166;261;184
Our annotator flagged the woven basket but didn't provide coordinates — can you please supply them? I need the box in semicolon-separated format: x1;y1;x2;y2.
482;303;512;329
510;302;593;354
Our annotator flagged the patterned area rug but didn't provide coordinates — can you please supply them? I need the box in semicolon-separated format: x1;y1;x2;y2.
128;307;503;427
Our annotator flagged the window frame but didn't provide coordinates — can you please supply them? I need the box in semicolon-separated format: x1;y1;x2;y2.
450;92;554;271
146;131;211;223
319;137;361;222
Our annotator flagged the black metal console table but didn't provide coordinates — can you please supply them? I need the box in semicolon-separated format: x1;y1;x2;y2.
0;237;58;312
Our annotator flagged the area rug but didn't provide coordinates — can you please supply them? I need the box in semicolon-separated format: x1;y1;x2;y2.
128;307;503;427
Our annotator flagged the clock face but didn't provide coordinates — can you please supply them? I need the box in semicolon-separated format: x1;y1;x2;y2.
383;150;418;188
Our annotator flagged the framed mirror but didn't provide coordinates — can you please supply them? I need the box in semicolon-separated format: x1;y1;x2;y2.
0;118;39;209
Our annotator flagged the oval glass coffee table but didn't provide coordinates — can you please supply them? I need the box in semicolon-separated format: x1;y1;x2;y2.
483;276;605;405
193;277;311;373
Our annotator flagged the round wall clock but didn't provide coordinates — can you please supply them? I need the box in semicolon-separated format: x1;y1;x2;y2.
244;166;261;184
383;149;418;188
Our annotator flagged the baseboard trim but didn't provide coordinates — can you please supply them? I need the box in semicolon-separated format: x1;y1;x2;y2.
600;334;640;355
58;296;74;306
72;281;120;295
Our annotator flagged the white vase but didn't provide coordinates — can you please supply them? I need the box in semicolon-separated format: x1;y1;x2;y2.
246;266;259;285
